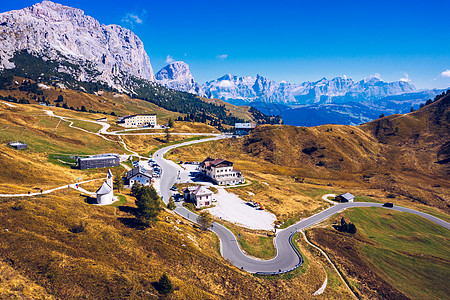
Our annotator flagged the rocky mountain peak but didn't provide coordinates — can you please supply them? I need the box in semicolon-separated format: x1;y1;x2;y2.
156;61;192;81
0;1;155;92
156;61;204;96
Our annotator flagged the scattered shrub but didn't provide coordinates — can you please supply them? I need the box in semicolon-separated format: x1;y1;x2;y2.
156;273;173;294
11;201;24;211
197;211;213;231
167;197;176;210
69;221;87;234
302;146;318;155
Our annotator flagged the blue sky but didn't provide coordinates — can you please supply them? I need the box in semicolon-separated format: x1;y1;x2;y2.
2;0;450;89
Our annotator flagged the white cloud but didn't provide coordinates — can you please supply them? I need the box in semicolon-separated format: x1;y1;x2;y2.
121;10;147;27
400;73;411;82
165;55;175;64
216;54;228;60
374;73;381;79
441;69;450;78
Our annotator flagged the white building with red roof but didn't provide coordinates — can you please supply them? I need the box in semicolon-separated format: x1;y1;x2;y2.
200;157;245;185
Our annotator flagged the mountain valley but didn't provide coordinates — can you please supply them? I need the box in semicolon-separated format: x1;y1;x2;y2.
0;1;448;299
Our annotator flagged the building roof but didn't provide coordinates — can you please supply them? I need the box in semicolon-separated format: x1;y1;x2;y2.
78;155;118;162
339;193;355;200
126;166;152;180
202;157;233;169
211;159;233;167
235;123;257;129
96;181;112;195
190;185;213;196
183;185;212;196
122;114;156;120
8;141;27;146
202;157;214;163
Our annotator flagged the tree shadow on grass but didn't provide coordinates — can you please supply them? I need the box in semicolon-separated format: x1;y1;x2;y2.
118;217;148;230
82;195;97;204
118;205;137;215
154;137;167;144
151;281;161;293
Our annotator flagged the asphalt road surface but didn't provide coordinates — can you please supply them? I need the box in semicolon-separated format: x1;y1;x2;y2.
153;136;450;273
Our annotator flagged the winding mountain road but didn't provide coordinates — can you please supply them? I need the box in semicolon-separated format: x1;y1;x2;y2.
153;136;450;274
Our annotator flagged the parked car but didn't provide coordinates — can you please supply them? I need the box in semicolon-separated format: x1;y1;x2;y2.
383;202;394;208
170;186;177;191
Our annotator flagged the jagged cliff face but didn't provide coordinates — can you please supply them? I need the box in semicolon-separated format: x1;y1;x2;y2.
0;1;154;92
155;61;205;96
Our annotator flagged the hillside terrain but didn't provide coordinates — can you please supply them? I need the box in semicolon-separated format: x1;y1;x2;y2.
0;101;214;194
0;90;447;299
163;93;449;299
0;101;353;299
168;93;449;214
0;75;269;130
250;93;450;210
308;207;449;299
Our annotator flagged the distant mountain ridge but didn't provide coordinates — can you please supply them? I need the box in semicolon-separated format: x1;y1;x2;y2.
155;61;417;106
155;61;445;126
0;1;154;93
202;73;416;105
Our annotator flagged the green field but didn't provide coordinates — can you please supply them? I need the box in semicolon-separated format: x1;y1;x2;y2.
0;114;124;155
346;207;450;299
70;119;103;133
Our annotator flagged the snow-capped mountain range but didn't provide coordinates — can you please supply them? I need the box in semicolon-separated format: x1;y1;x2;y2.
0;1;154;92
155;61;417;106
0;1;444;126
204;74;416;105
155;61;445;125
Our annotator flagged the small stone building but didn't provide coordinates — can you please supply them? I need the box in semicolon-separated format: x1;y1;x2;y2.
183;185;214;209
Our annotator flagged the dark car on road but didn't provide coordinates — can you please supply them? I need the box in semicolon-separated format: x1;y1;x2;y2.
383;202;394;208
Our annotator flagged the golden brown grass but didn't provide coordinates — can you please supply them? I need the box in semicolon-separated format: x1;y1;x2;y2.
0;104;128;193
0;260;54;299
0;188;352;299
0;79;258;126
166;98;449;221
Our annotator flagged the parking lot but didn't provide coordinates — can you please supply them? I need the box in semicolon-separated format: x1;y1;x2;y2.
177;163;276;231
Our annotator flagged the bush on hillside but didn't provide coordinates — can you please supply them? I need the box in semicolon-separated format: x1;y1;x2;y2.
156;273;173;294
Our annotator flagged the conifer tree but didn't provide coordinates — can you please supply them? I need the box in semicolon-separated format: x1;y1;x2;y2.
157;273;173;294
